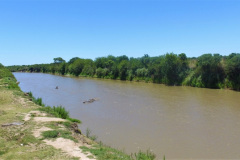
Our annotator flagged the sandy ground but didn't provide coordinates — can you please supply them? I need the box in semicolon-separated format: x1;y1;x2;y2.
44;138;93;160
33;126;53;138
33;117;67;122
24;110;47;121
24;111;96;160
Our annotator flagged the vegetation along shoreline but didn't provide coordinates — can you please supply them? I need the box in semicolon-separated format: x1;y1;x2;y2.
0;64;157;159
7;53;240;91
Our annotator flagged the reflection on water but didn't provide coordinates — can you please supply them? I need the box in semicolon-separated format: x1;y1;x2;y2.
14;72;240;159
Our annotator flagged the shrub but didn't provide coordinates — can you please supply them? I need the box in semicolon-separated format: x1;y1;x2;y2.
33;98;43;106
86;128;91;138
132;150;156;160
53;106;69;119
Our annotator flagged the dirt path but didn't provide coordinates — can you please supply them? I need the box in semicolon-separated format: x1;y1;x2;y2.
24;111;96;160
44;138;93;160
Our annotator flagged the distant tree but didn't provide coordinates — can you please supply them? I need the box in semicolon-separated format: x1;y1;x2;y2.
50;65;57;74
195;54;225;88
117;55;129;63
107;55;117;62
225;53;240;90
161;53;180;85
69;59;85;76
95;57;108;68
140;54;150;68
150;56;164;83
110;64;119;79
136;68;149;78
129;57;143;73
59;63;67;75
96;68;105;78
118;60;128;80
178;53;189;81
54;57;66;64
81;59;95;76
68;57;80;64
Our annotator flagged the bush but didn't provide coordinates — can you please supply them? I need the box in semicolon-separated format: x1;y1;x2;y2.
132;150;156;160
28;91;33;98
33;98;43;106
53;106;69;119
225;53;240;90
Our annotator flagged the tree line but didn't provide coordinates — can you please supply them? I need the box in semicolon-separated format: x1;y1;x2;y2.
7;53;240;91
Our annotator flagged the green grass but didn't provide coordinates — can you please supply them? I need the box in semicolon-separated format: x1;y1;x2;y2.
85;128;98;141
45;121;72;130
67;117;82;123
37;103;81;123
132;150;156;160
42;130;59;138
0;65;15;79
53;105;69;119
62;121;71;128
80;145;132;160
80;144;157;160
42;129;77;142
33;97;43;106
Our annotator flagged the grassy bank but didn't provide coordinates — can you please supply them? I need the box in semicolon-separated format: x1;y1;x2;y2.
0;64;157;160
0;64;83;159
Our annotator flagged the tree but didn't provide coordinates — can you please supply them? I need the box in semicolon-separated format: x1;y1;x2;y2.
59;63;67;75
161;53;180;85
117;55;129;63
178;53;189;82
150;56;164;83
69;59;85;76
68;57;80;64
195;54;225;88
136;68;149;78
118;60;128;80
225;53;240;90
140;54;150;68
53;57;66;64
81;59;95;76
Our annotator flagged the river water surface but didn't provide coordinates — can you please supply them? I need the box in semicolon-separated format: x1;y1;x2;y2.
14;72;240;159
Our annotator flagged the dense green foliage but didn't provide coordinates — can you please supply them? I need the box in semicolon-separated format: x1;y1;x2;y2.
225;53;240;90
133;150;156;160
0;63;15;79
28;93;81;123
7;53;240;90
0;63;20;90
183;54;225;88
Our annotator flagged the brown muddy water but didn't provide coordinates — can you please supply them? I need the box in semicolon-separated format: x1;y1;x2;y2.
14;72;240;159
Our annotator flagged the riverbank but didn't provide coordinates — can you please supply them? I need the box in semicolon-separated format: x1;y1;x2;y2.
0;66;96;159
0;65;156;159
7;53;240;91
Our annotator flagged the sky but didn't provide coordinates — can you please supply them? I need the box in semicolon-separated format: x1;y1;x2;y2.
0;0;240;66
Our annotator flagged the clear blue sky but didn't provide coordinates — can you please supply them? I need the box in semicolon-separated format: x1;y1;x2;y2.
0;0;239;66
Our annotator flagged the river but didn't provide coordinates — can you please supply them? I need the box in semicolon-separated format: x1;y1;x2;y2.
14;72;240;159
